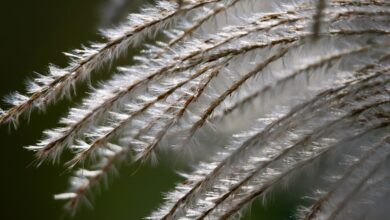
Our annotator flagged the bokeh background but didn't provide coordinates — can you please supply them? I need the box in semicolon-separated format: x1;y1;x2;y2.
0;1;304;219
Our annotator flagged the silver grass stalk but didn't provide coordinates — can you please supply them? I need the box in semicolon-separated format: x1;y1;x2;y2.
0;0;217;127
151;67;389;219
2;0;390;219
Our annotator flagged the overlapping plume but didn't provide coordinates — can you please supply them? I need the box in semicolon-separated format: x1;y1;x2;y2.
2;0;390;219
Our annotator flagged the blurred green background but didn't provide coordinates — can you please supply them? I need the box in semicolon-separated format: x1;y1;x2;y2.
0;1;304;219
